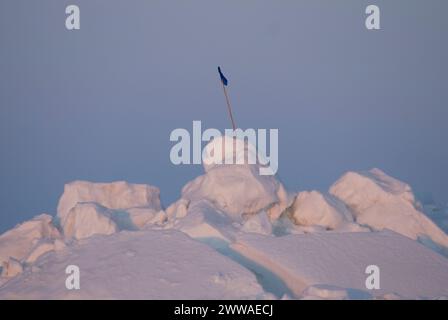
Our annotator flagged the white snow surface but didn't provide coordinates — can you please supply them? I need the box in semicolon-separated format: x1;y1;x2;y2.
232;230;448;299
330;168;448;248
0;230;268;299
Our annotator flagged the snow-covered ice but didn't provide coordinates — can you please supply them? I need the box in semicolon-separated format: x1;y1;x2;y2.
1;165;448;299
57;180;162;224
179;136;291;222
168;199;237;242
57;181;167;238
25;239;65;264
0;230;268;299
330;168;448;249
287;191;354;230
0;214;60;265
232;230;448;299
181;164;284;222
1;257;23;278
62;203;118;240
126;207;166;228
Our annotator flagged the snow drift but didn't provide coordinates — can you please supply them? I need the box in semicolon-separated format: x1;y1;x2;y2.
0;230;268;299
232;230;448;299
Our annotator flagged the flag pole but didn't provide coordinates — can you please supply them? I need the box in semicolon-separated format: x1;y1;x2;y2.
218;66;236;130
222;82;236;130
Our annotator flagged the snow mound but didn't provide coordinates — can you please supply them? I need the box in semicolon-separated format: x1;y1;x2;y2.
0;230;268;299
330;168;448;248
232;230;448;299
181;165;282;222
202;135;253;172
0;214;60;265
176;135;291;223
62;203;118;240
202;135;273;174
57;181;162;224
163;136;291;242
287;191;354;230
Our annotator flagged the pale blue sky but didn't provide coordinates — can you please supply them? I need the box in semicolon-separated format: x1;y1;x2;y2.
0;0;447;232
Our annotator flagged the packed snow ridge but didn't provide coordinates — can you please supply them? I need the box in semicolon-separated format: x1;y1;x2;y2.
1;138;448;299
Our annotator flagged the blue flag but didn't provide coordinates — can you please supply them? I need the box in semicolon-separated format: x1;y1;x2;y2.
218;66;228;86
